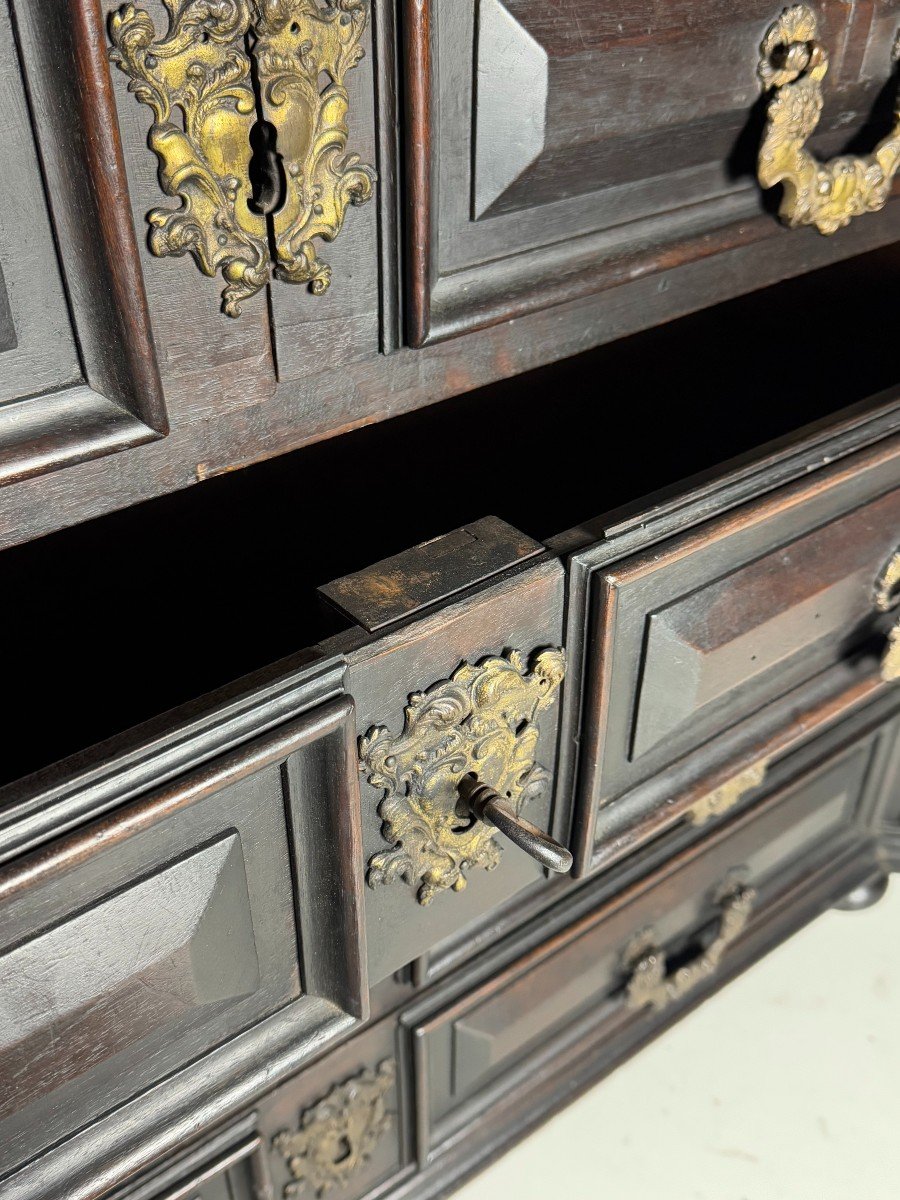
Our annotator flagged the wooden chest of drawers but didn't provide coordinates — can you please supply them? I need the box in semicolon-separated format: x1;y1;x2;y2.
0;2;899;1198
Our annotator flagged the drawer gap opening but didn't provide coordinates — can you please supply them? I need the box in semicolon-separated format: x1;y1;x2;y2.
0;246;898;786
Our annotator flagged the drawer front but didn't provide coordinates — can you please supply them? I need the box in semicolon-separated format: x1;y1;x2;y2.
346;551;567;984
0;701;366;1181
406;0;900;344
573;438;900;869
414;727;881;1148
259;1018;402;1200
109;1126;265;1200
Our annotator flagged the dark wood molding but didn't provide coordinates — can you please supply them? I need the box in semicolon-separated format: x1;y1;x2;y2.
404;0;433;348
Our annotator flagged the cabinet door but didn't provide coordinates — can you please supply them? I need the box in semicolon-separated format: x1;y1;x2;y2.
406;0;900;344
0;0;166;482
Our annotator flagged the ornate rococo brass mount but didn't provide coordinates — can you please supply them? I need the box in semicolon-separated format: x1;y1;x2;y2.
272;1059;395;1198
359;648;568;906
109;0;376;315
623;880;756;1013
757;5;900;234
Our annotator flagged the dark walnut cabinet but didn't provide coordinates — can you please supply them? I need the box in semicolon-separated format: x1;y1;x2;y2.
1;2;899;1199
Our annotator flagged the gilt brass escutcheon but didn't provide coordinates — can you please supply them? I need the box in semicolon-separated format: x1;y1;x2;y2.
109;0;376;315
757;5;900;234
358;648;566;906
272;1059;395;1197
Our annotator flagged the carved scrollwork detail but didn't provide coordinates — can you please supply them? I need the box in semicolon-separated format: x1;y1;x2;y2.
359;648;566;906
757;5;900;235
272;1059;396;1198
108;0;375;315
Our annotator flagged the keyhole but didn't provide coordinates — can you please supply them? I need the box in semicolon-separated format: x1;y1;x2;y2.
248;119;285;215
331;1136;352;1165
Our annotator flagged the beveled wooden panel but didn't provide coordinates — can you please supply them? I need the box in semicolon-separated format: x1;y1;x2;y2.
0;701;367;1184
0;0;168;482
571;437;900;872
632;487;900;759
408;0;900;343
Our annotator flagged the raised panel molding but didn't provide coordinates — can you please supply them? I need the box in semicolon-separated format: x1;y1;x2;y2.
474;0;548;218
0;835;258;1120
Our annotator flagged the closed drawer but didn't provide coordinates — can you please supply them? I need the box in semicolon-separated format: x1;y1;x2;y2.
406;0;900;345
0;699;366;1184
573;436;900;872
412;724;883;1152
108;1121;266;1200
259;1017;403;1200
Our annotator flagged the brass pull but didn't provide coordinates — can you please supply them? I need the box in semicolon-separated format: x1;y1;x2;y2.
875;550;900;683
459;776;573;875
109;1;376;316
623;881;756;1013
685;759;769;826
359;648;567;906
757;6;900;234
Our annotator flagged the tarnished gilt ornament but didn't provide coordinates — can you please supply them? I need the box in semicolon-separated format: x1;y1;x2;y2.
874;551;900;682
272;1060;395;1198
757;5;900;234
624;881;756;1013
359;648;566;906
882;624;900;683
109;0;375;315
875;550;900;613
686;759;769;826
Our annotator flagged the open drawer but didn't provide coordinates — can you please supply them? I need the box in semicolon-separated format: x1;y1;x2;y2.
409;713;891;1158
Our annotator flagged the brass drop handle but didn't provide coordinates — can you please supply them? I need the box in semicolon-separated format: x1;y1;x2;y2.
458;776;573;875
757;5;900;235
623;881;756;1013
875;551;900;683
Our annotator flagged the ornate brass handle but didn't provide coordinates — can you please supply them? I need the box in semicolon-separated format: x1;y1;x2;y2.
757;5;900;234
876;550;900;682
623;881;756;1013
359;648;568;906
458;776;573;874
